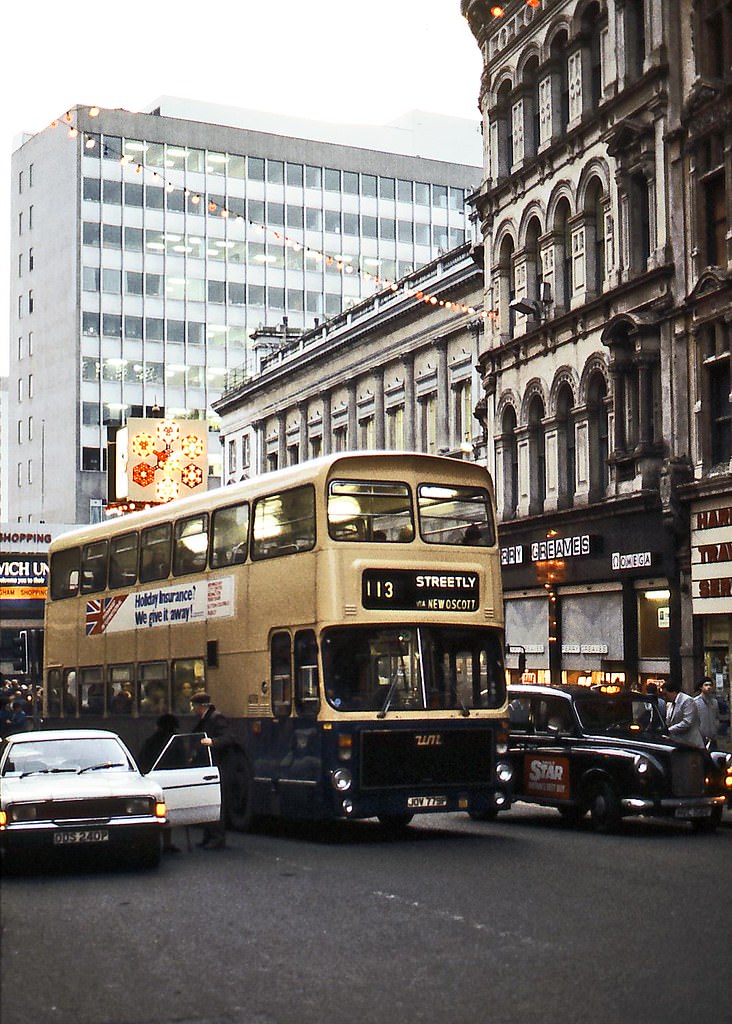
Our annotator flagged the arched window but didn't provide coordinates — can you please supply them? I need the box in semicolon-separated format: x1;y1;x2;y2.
585;177;607;294
581;2;608;109
525;216;543;302
556;383;576;508
629;173;651;272
550;31;570;134
496;234;517;338
624;0;646;83
528;394;546;515
520;56;540;161
501;405;519;519
587;372;609;500
495;80;513;179
554;198;572;308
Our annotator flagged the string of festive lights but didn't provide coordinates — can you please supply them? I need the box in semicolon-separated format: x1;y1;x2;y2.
49;106;487;322
490;0;541;17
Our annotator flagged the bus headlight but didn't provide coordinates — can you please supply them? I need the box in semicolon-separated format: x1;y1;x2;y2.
331;768;353;792
496;761;513;784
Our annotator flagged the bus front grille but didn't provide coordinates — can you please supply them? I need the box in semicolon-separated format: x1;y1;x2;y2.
359;728;494;789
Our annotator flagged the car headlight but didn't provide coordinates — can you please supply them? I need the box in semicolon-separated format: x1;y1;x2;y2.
124;798;154;816
331;768;353;792
635;755;651;776
496;761;513;784
9;803;41;822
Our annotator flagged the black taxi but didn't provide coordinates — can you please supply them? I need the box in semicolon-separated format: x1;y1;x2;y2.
479;684;732;832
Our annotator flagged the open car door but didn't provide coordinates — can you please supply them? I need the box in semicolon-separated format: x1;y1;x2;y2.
146;733;221;826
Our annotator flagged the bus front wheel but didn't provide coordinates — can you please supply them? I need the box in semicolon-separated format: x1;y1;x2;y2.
225;752;254;832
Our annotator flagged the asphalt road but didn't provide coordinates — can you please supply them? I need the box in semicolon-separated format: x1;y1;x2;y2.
1;806;730;1024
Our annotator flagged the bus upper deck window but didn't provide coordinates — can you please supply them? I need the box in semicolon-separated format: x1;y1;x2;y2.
80;540;108;594
252;486;315;560
140;523;172;583
327;479;413;542
173;514;209;576
211;502;249;568
50;547;80;600
417;484;496;546
109;532;138;589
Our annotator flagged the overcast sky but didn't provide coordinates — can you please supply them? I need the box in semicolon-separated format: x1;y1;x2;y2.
2;0;484;374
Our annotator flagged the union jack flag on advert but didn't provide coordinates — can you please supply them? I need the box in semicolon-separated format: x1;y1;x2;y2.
85;596;127;635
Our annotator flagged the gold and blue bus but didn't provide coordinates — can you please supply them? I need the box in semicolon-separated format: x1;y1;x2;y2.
43;452;510;829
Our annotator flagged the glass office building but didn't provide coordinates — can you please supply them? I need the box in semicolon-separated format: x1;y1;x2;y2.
9;100;481;524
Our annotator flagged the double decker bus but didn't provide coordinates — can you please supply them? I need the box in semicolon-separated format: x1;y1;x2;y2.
43;452;510;829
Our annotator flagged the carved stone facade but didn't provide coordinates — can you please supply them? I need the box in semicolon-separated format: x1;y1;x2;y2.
214;247;484;479
462;0;731;695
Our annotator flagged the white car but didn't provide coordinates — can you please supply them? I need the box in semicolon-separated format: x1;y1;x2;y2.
0;729;221;869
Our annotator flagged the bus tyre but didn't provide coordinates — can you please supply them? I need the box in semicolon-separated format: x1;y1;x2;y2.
225;753;254;832
589;782;622;833
377;814;414;833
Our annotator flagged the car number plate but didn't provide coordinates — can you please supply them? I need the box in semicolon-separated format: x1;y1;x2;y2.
53;829;110;845
675;807;710;819
406;796;447;809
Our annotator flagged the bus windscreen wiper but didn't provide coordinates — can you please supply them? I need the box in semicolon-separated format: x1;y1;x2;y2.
377;676;400;719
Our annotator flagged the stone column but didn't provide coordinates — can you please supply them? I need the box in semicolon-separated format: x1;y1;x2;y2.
373;367;385;448
403;353;415;450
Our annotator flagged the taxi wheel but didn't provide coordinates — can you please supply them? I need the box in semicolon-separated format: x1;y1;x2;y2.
691;805;722;834
468;809;499;821
558;804;586;827
588;782;622;833
377;814;414;833
225;753;254;832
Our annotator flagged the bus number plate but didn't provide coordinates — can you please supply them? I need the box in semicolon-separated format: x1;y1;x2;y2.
407;796;447;809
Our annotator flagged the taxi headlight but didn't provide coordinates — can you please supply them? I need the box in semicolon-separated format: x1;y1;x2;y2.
496;741;508;755
496;761;513;784
635;756;651;776
331;768;353;792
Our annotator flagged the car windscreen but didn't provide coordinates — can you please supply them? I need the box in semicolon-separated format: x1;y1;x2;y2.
573;696;666;736
1;737;133;776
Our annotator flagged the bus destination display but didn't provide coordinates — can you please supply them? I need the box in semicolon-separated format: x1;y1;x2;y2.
362;569;479;612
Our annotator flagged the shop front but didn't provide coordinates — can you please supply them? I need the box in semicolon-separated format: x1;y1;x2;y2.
690;494;732;730
499;499;677;691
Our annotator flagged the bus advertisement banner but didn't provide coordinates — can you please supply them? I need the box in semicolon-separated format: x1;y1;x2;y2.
85;576;235;635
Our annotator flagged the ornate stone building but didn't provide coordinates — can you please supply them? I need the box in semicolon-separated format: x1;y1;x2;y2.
461;0;728;693
214;246;484;476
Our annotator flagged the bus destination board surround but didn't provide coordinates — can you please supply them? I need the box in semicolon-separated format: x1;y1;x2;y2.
362;569;480;612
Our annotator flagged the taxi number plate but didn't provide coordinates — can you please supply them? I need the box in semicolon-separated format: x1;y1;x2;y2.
407;796;447;809
53;829;110;845
675;807;710;819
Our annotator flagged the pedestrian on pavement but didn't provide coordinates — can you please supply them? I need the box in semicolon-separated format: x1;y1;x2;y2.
138;713;182;853
694;677;720;750
661;680;705;749
190;691;235;849
645;682;666;720
138;713;180;772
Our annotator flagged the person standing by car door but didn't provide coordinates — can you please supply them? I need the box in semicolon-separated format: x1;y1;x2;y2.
694;678;720;750
662;681;705;749
190;691;234;849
